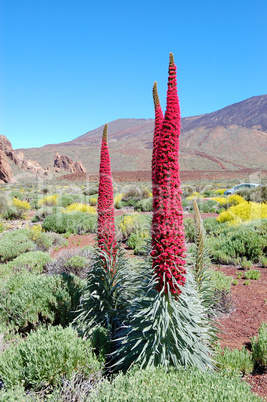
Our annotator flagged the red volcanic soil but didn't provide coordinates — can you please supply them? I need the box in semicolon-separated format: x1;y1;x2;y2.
58;168;267;183
50;235;267;399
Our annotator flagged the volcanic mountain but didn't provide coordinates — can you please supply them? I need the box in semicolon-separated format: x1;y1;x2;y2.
17;95;267;172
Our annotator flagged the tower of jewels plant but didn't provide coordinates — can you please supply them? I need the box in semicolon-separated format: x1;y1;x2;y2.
98;123;117;264
151;81;163;250
75;124;134;343
111;53;216;373
151;53;186;295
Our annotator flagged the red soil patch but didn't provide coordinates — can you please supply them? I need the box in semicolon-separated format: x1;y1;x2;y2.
58;168;267;183
50;233;96;258
216;265;267;400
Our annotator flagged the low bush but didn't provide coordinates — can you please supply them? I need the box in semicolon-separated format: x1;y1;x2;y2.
244;270;261;280
0;271;84;333
42;211;97;234
45;247;92;278
38;194;59;207
0;230;36;262
208;269;233;315
251;322;267;368
90;366;261;401
66;203;97;214
241;257;253;270
127;231;150;254
217;201;267;225
208;225;264;263
184;218;195;242
0;325;101;391
260;255;267;267
31;206;54;222
136;197;153;212
121;186;151;201
216;346;253;375
6;251;52;274
116;213;151;240
82;186;98;196
0;193;9;216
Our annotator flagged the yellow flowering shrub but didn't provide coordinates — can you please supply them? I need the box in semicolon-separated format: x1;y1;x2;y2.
227;194;246;206
217;201;267;224
38;194;59;207
29;224;43;241
13;198;31;210
186;191;203;200
212;196;228;205
215;189;227;195
117;213;150;239
89;197;98;206
114;194;123;208
66;203;97;215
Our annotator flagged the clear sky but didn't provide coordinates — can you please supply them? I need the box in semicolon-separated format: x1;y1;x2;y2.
0;0;266;149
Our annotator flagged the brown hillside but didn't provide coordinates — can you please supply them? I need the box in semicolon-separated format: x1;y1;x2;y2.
16;95;267;172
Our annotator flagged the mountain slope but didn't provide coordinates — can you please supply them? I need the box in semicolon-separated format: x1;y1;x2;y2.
17;95;267;172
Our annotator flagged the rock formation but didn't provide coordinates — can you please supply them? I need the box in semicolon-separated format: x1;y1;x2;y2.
0;150;16;183
53;153;86;173
0;135;49;182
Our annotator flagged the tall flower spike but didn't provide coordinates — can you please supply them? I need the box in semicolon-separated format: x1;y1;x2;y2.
151;82;164;249
98;124;116;263
151;53;186;295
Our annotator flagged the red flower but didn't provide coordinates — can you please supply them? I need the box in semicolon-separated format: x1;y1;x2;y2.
151;53;186;295
98;124;116;265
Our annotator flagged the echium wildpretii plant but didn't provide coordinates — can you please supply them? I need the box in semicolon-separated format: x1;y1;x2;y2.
151;53;186;295
151;82;163;251
98;123;117;264
75;125;136;348
111;54;216;373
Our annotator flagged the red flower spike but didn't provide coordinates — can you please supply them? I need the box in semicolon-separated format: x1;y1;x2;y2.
151;82;164;249
98;124;117;265
151;53;186;295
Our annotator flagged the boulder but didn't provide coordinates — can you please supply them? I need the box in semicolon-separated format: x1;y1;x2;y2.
53;153;86;173
0;150;16;183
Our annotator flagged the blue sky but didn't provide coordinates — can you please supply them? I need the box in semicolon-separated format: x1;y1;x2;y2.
0;0;266;149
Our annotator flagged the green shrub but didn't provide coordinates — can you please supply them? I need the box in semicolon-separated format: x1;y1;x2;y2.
90;366;261;401
58;194;75;208
208;269;233;292
31;206;54;222
91;326;111;362
209;225;264;263
127;231;150;254
203;218;226;236
244;270;261;280
260;255;267;267
0;230;36;262
0;193;9;216
6;251;52;274
82;186;98;196
116;213;151;240
121;186;151;201
216;346;253;375
0;325;101;391
208;269;233;315
251;322;267;368
45;248;92;279
241;257;253;270
0;271;84;332
183;218;195;242
42;212;97;234
136;197;153;211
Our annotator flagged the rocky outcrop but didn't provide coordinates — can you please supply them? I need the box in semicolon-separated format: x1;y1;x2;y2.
0;135;49;181
0;150;16;183
53;153;86;173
